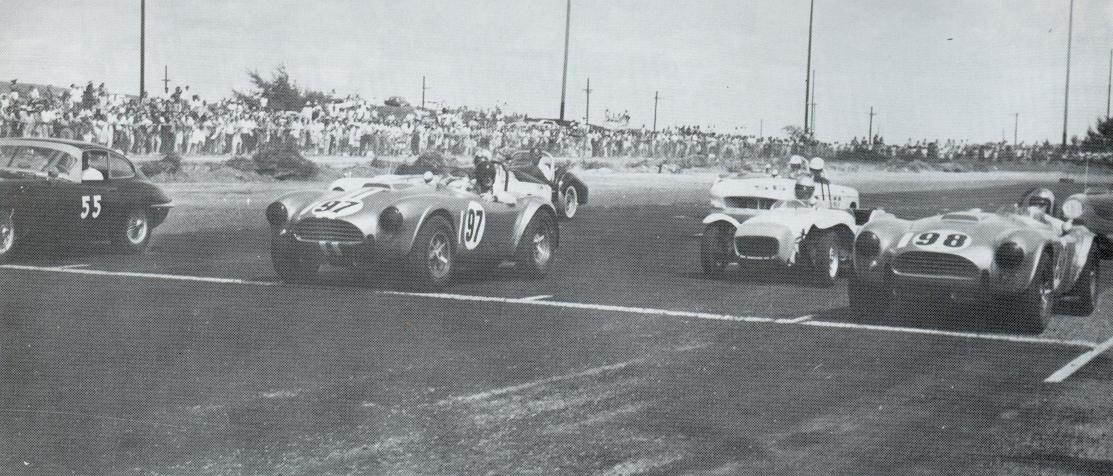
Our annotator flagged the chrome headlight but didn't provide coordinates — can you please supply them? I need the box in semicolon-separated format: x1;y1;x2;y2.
266;202;288;227
855;231;881;259
379;207;403;233
995;242;1024;270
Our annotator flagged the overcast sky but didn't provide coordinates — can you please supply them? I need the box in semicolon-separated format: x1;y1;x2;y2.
2;0;1112;143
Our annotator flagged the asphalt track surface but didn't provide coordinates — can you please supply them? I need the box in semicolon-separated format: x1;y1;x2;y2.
2;180;1112;475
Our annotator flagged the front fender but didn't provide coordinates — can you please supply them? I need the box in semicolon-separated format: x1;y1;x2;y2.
702;213;743;230
558;173;588;204
511;198;559;251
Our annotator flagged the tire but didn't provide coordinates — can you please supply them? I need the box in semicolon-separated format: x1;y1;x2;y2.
271;234;319;284
805;231;840;288
848;275;890;318
114;208;152;254
407;215;455;289
701;222;734;279
0;210;16;264
558;184;579;219
1060;248;1100;316
1011;254;1054;333
516;211;557;278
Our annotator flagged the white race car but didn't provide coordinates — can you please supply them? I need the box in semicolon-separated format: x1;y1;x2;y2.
709;174;860;219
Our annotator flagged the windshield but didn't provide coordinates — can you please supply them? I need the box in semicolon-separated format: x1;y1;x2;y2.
724;196;779;210
0;145;77;179
772;199;810;209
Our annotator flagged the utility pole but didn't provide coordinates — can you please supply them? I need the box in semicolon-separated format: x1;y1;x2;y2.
421;76;430;109
1062;0;1074;150
803;0;815;135
583;77;592;124
652;91;660;133
1013;113;1019;147
809;69;817;135
1106;48;1111;118
139;0;145;98
558;0;571;121
162;65;170;94
759;119;763;138
867;107;876;146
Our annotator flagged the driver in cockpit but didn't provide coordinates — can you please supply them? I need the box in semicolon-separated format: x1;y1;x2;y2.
472;149;514;203
1020;188;1064;228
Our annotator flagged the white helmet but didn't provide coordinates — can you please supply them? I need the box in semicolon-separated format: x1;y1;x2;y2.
794;176;816;200
788;155;805;168
809;157;825;172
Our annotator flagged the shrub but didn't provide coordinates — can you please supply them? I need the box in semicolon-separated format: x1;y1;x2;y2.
225;155;256;173
138;161;163;177
137;152;183;177
252;142;317;180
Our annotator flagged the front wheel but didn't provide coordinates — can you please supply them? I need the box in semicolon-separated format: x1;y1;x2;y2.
1009;254;1054;333
805;231;840;288
114;208;152;254
1059;249;1099;316
407;216;455;289
0;211;16;264
558;185;579;219
271;235;319;283
516;211;557;278
701;222;734;279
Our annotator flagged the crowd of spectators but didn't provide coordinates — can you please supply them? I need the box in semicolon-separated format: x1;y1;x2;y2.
1;79;1109;166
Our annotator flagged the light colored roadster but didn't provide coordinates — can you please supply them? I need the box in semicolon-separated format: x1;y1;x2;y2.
266;170;559;288
709;174;860;220
850;192;1101;331
1065;185;1113;257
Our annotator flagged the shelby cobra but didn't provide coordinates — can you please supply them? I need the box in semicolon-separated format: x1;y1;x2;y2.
505;149;588;219
0;138;173;262
1065;185;1113;257
266;171;559;288
849;192;1100;331
701;199;875;287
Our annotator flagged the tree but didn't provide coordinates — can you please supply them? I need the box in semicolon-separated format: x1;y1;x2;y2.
1081;116;1113;152
234;66;330;111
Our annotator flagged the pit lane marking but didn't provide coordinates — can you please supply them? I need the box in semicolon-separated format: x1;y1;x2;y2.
1;264;1099;353
1044;335;1113;383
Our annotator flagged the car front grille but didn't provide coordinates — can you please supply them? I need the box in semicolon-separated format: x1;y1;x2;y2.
893;251;979;279
293;218;365;243
735;236;780;258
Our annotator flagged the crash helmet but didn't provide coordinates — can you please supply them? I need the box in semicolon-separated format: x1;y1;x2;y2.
794;175;817;200
809;157;825;173
1021;188;1055;215
788;155;806;171
474;160;497;194
473;148;493;165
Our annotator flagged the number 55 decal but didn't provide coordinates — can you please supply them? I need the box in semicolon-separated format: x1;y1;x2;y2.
81;195;102;219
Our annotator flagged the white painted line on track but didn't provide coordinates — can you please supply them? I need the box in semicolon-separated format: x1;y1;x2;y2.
776;315;813;324
1044;335;1113;383
0;264;279;287
438;343;707;405
2;264;1099;350
54;264;89;270
520;294;553;301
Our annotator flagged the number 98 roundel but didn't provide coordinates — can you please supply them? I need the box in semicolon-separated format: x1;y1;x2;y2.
910;230;971;250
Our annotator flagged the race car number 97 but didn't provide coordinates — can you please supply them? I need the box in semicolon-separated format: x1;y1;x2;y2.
461;201;486;250
912;230;970;250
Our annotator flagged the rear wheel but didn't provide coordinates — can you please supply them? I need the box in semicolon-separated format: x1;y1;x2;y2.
114;208;151;254
701;222;734;279
0;211;16;263
408;216;455;289
271;234;319;283
1060;248;1100;316
516;211;557;278
805;231;840;288
558;185;579;219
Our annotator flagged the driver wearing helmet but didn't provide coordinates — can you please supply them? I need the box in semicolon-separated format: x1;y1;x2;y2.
472;149;514;203
808;157;829;184
1020;188;1063;227
794;175;817;203
787;155;807;177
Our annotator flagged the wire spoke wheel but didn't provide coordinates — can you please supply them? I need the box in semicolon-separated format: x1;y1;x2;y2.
0;212;14;258
426;232;452;280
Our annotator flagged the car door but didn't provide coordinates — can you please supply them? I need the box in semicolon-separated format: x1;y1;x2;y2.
74;150;116;239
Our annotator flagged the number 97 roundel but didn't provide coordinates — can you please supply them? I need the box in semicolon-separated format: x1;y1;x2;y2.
461;201;486;250
911;230;970;250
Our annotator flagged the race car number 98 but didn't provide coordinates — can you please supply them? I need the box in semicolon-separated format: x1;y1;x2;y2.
461;201;486;250
913;231;970;250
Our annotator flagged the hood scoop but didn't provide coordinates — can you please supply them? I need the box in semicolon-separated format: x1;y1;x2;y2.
941;212;982;222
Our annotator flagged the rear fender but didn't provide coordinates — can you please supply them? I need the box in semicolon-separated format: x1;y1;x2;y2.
558;173;588;204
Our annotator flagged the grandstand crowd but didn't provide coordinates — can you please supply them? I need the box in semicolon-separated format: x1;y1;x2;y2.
1;79;1108;164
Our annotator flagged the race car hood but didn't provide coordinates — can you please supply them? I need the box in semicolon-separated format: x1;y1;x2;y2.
892;210;1056;265
732;206;855;241
289;183;472;236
